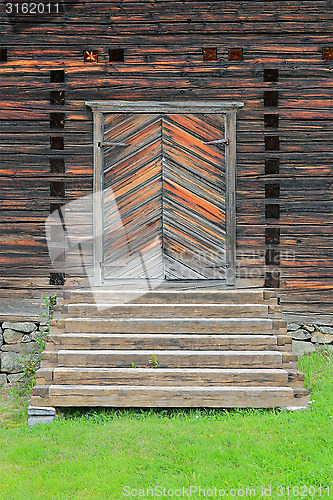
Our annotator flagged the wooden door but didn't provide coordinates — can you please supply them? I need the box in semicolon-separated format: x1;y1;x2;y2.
101;113;226;281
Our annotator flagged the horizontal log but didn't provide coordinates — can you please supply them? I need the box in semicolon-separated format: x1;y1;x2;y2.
65;317;275;334
281;278;333;290
2;75;333;94
54;333;278;351
1;118;332;137
47;385;296;408
52;367;289;387
3;85;332;101
0;211;50;222
3;29;333;47
1;103;332;122
57;349;283;369
2;19;332;35
67;303;269;319
66;288;267;304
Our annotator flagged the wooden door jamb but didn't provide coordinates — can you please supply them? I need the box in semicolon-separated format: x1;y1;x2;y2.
86;101;244;286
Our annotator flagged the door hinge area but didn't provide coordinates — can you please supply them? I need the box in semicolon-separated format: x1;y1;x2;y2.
98;141;128;147
204;138;229;146
205;264;227;268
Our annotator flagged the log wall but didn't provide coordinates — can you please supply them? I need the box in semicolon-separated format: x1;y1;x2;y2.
0;1;332;322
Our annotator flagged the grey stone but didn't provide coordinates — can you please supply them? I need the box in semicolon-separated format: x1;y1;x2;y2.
288;329;312;341
287;323;301;331
24;341;39;354
318;326;333;335
22;334;31;343
28;406;56;426
1;341;38;354
31;330;45;341
28;406;56;416
0;352;24;373
311;331;333;344
1;344;23;353
28;416;55;426
283;406;310;412
1;322;37;333
302;325;316;333
0;332;3;347
7;373;25;384
3;328;24;344
0;374;7;387
292;340;315;355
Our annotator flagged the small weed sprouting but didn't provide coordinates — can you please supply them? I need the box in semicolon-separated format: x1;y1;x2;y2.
21;356;39;380
130;362;137;368
148;354;159;368
20;293;57;382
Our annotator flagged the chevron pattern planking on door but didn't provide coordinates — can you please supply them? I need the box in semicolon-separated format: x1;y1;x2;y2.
101;113;227;282
30;287;310;413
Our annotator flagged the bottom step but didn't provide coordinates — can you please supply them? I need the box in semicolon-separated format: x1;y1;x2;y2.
45;385;298;408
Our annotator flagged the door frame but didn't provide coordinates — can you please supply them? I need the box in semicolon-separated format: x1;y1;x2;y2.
86;100;244;286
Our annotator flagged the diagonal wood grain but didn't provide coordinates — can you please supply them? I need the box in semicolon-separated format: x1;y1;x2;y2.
162;114;226;279
103;113;164;280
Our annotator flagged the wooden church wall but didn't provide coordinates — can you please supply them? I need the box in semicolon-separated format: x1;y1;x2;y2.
0;1;332;322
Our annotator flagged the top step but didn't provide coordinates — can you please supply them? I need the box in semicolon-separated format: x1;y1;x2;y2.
65;289;271;305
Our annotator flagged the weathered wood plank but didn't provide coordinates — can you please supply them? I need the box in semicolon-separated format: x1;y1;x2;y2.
47;385;296;408
65;317;274;334
0;298;47;321
53;367;288;387
3;20;332;35
58;349;283;369
54;333;277;351
67;303;269;318
66;288;266;304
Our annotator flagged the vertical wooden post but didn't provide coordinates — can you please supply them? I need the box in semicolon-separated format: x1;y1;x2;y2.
93;112;104;286
225;111;237;286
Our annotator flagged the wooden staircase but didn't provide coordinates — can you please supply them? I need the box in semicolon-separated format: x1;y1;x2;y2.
31;288;310;410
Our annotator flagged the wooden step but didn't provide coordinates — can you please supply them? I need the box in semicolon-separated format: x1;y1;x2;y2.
50;333;278;351
64;317;275;334
53;367;289;386
65;289;269;304
57;349;283;368
46;385;296;408
30;284;311;413
66;303;270;318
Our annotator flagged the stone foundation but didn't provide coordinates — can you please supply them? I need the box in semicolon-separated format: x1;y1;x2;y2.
0;321;44;389
287;323;333;355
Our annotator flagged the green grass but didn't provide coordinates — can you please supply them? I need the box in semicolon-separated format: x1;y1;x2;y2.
0;350;332;500
0;383;31;430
